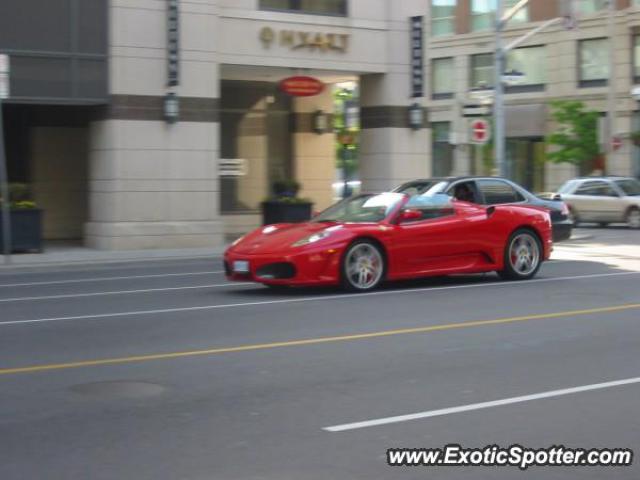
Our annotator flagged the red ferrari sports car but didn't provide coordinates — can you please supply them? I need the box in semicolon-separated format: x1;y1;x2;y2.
224;192;552;291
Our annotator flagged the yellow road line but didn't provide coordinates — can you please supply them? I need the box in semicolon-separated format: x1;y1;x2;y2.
2;303;639;376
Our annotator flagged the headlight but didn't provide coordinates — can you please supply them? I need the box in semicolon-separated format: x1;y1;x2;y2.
292;230;332;247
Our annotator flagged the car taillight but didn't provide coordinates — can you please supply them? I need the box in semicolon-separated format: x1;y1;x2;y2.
560;203;570;216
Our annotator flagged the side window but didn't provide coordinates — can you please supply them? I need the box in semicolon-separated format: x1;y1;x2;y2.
403;195;455;222
575;181;607;196
447;181;478;203
477;180;520;204
597;184;618;197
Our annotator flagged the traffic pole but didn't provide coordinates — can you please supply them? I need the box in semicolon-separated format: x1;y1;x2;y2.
0;98;11;264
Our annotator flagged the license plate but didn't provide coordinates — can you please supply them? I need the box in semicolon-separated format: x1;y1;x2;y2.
233;260;250;273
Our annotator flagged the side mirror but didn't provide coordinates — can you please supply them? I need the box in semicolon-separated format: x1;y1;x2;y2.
399;209;422;223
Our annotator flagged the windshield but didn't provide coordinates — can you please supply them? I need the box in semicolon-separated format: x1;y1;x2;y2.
614;179;640;196
395;180;448;196
557;180;578;194
314;193;405;223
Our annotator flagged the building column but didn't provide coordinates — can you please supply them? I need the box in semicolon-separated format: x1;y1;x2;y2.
359;2;430;191
292;88;336;211
85;0;222;250
360;75;429;191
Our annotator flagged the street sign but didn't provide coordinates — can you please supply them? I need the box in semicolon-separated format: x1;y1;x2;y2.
0;54;9;100
463;104;491;118
470;119;491;145
612;136;622;151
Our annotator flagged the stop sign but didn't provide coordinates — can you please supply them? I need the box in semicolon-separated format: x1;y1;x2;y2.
470;119;490;145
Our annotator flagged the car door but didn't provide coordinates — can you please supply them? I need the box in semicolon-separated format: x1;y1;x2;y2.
573;180;620;222
389;196;487;277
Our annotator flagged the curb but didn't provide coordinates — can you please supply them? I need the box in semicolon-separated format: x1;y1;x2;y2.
0;248;228;270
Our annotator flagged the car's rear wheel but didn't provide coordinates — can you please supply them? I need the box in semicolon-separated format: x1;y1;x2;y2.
626;207;640;229
341;240;385;291
498;229;542;280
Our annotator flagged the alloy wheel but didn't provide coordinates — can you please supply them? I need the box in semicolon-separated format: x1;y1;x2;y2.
344;243;384;290
508;233;540;276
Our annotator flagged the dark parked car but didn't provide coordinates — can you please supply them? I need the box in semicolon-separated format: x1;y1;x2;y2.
393;176;573;242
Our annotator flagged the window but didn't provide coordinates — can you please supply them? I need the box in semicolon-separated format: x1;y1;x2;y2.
575;180;617;196
471;0;527;32
614;179;640;196
577;0;607;16
579;38;609;87
506;45;546;88
633;35;640;83
471;53;494;88
471;46;547;90
431;122;453;177
432;58;454;98
431;0;456;37
260;0;347;16
477;179;524;204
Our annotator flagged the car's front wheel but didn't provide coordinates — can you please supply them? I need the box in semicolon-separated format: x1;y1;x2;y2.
626;207;640;229
341;240;385;291
498;229;542;280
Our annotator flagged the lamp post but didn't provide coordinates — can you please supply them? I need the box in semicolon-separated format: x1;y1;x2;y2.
494;0;506;178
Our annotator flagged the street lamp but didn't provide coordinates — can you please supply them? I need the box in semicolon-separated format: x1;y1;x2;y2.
408;103;424;130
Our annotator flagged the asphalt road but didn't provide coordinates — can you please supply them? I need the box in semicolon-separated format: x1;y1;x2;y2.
1;227;639;480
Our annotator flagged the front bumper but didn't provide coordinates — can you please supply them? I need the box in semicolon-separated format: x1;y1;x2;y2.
224;245;343;286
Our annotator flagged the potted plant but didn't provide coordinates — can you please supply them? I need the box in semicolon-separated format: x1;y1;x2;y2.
0;183;43;253
261;180;313;225
630;131;640;147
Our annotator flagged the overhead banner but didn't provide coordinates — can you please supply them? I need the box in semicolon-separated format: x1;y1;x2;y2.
410;16;424;98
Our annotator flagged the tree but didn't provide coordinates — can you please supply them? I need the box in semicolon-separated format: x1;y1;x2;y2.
545;100;601;174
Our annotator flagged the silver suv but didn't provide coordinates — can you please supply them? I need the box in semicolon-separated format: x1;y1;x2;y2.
557;177;640;229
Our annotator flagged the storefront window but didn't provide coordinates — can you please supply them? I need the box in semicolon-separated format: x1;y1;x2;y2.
579;38;609;87
432;57;454;98
431;0;456;37
431;122;454;177
471;0;527;32
220;81;293;213
260;0;347;16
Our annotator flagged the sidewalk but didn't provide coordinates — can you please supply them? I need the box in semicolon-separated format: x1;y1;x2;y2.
0;241;227;270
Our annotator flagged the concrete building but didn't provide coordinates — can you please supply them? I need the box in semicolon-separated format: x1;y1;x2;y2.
3;0;639;251
1;0;433;250
427;0;640;191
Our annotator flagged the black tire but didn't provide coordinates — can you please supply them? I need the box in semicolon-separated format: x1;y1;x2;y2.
498;228;543;280
341;240;386;292
626;207;640;229
568;208;580;226
265;284;289;292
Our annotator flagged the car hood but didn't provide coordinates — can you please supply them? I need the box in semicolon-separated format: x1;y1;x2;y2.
230;222;346;254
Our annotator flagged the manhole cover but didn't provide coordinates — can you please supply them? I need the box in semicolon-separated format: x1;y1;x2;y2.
70;381;166;399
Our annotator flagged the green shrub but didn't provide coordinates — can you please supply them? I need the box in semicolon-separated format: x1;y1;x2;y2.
0;183;38;209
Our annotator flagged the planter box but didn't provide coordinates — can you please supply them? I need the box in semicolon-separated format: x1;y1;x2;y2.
0;209;43;253
261;201;313;225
